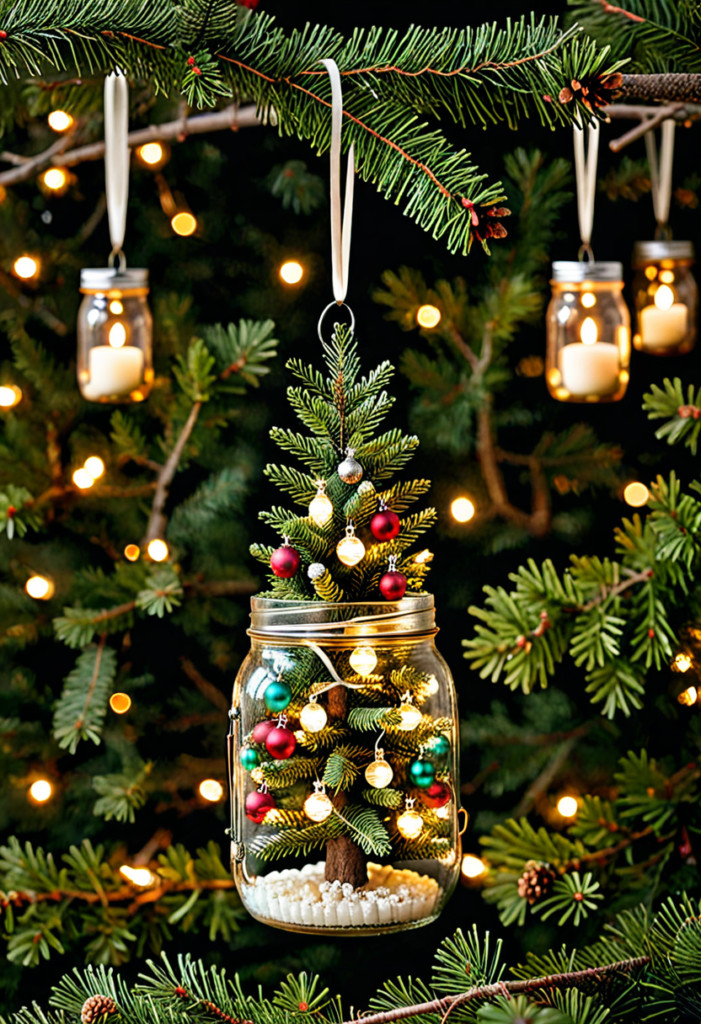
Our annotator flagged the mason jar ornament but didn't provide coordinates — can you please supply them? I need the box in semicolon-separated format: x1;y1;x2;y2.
632;241;697;356
546;261;630;403
229;595;461;935
77;268;153;402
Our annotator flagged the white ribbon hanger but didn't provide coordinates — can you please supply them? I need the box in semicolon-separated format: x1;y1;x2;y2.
317;57;355;340
573;121;600;261
104;71;130;267
645;119;676;235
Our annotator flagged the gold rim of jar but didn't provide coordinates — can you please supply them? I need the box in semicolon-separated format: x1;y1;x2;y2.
80;287;150;297
247;628;440;647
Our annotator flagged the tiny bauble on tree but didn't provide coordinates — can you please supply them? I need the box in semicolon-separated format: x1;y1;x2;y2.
270;536;301;578
245;788;276;824
371;501;400;542
380;554;407;600
337;447;363;484
265;718;297;760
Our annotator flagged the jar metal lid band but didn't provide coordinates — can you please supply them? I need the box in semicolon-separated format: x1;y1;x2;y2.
251;606;423;635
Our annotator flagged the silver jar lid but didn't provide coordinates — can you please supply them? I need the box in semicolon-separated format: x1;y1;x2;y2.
632;240;694;263
551;261;624;283
80;267;149;291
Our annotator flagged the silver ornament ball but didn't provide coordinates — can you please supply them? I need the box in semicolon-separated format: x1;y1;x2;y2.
338;449;363;484
307;562;326;580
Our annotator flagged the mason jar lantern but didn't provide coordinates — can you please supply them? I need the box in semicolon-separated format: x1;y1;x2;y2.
229;595;461;935
77;268;153;403
546;261;630;403
632;241;697;356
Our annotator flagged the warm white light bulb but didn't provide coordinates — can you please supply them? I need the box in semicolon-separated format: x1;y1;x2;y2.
416;304;441;328
29;779;53;803
199;779;224;802
397;807;423;840
580;317;598;345
84;456;105;480
623;482;649;508
299;701;328;733
0;385;22;409
678;686;698;707
119;865;157;887
655;284;675;311
13;256;39;281
279;260;304;284
557;795;578;818
108;321;127;348
147;539;169;562
461;854;487;879
425;674;440;695
336;531;365;567
674;653;693;674
451;497;475;523
581;292;596;308
72;468;94;490
349;646;377;677
364;757;393;788
171;212;197;237
137;142;165;166
397;702;422;731
304;790;333;822
42;167;68;192
48;110;74;132
309;488;333;527
25;575;54;600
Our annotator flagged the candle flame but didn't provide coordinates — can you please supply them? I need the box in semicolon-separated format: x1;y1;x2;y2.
580;317;598;345
654;284;675;311
108;322;127;348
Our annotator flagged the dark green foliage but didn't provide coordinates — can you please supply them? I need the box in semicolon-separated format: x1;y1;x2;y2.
568;0;701;71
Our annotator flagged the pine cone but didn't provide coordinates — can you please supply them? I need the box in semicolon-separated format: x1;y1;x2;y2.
558;71;623;111
80;995;117;1024
517;861;556;905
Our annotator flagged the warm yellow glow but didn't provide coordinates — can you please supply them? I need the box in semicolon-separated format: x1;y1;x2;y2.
137;142;165;166
623;482;649;508
304;790;333;822
365;757;393;788
109;300;124;315
42;167;68;192
48;110;74;132
678;686;698;707
461;854;487;879
659;270;675;285
300;701;328;733
25;575;54;600
119;865;157;887
435;803;451;820
416;304;442;329
29;779;53;803
580;317;598;345
199;778;224;802
108;321;127;348
72;468;94;490
349;646;377;677
674;653;693;674
171;211;197;237
336;533;366;567
425;674;440;695
397;807;424;840
124;544;141;562
654;284;675;311
581;292;597;308
109;692;132;714
147;539;169;562
0;385;22;409
414;549;432;565
557;795;579;818
309;488;333;527
84;456;105;480
451;497;475;523
279;260;304;284
397;702;422;731
13;256;39;280
644;265;658;281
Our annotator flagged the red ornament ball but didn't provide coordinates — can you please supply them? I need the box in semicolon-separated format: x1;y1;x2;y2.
270;543;301;578
370;508;400;542
245;790;276;823
265;725;296;760
379;569;407;601
420;780;451;809
252;719;276;745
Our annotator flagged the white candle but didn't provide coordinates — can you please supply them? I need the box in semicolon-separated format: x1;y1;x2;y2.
639;303;687;349
559;342;620;396
83;345;144;400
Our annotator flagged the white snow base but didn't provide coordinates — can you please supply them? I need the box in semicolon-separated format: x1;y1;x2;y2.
244;861;441;929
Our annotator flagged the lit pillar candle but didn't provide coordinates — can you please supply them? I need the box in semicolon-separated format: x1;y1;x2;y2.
82;321;145;400
559;317;620;396
639;284;688;349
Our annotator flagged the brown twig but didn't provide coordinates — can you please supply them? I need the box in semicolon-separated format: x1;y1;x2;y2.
341;957;650;1024
579;568;653;612
180;657;229;713
143;400;202;544
7;875;236;911
514;736;579;818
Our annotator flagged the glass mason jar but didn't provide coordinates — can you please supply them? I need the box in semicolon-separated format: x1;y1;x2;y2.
229;595;461;935
546;261;630;403
632;240;697;356
77;267;153;403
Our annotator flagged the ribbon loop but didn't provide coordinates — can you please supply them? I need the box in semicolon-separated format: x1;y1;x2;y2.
645;119;676;231
573;121;600;254
104;71;130;256
319;58;354;304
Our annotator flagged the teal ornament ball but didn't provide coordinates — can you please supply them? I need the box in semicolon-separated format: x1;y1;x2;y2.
264;679;292;713
240;746;260;771
409;758;435;788
428;734;450;759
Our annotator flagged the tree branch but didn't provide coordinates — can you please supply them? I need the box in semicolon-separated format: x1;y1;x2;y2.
143;401;202;544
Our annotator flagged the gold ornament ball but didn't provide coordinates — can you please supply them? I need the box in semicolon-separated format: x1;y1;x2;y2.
309;492;333;527
349;645;377;677
365;757;393;788
304;790;333;822
397;807;423;839
336;534;365;567
397;702;422;731
300;701;328;733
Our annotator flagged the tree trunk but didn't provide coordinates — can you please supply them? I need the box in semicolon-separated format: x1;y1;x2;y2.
324;682;368;887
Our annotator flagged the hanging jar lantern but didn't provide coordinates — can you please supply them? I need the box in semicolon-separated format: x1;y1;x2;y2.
77;268;153;402
632;241;697;357
78;72;153;404
546;261;630;403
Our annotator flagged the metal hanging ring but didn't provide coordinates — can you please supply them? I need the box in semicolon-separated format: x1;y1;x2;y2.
655;222;674;242
578;243;595;263
108;246;127;271
317;300;356;343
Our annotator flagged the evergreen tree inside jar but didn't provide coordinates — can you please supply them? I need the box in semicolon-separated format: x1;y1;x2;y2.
229;325;462;934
